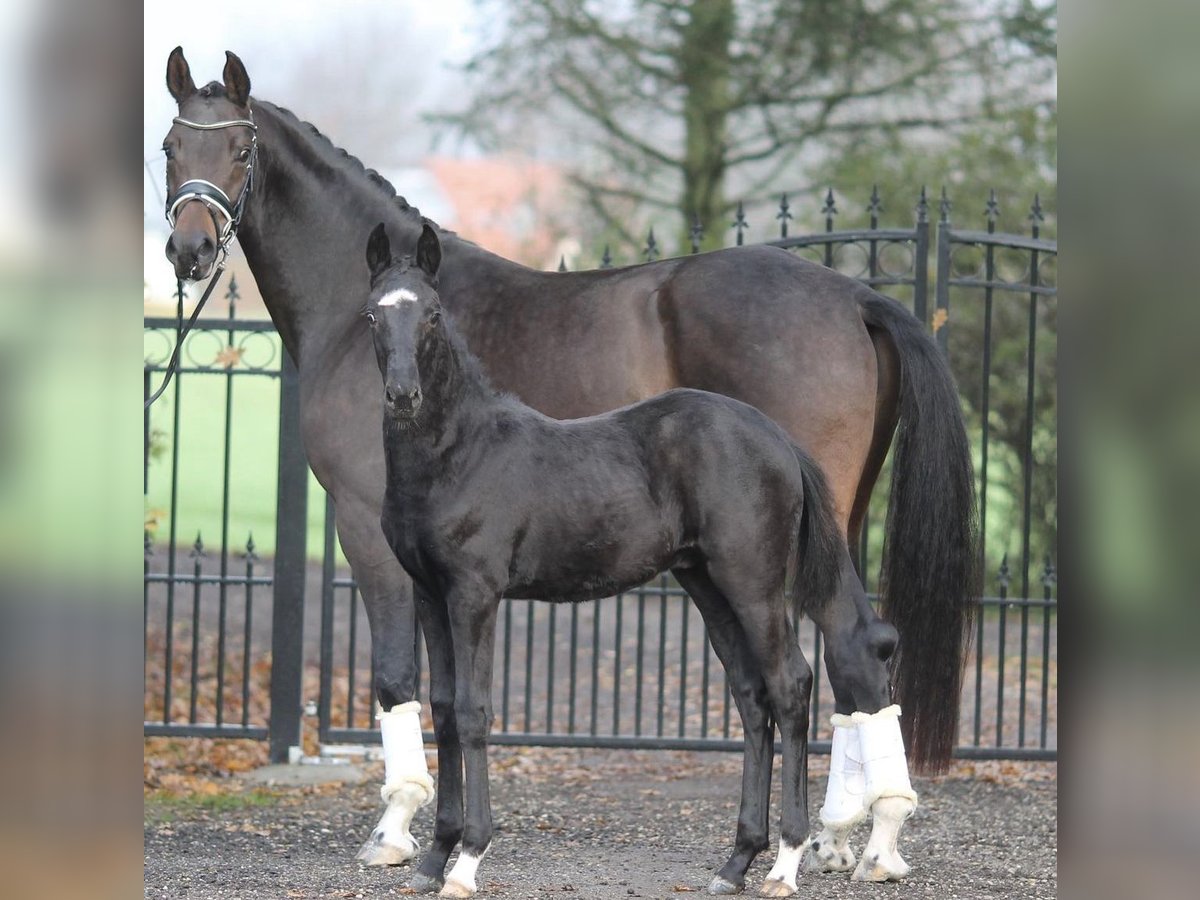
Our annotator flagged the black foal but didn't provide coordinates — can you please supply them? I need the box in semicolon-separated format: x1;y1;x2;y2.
367;222;850;899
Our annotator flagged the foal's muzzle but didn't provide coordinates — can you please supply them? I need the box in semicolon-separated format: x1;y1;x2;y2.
165;227;218;281
385;385;423;418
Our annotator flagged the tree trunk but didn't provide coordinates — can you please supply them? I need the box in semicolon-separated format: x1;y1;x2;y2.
678;0;734;252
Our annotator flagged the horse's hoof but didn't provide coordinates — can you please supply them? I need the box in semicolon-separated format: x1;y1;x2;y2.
758;878;796;898
708;875;743;895
356;831;416;866
850;851;909;882
802;838;856;874
409;872;445;894
439;878;476;898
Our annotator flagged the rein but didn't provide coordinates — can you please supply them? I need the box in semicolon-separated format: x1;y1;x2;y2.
147;111;257;410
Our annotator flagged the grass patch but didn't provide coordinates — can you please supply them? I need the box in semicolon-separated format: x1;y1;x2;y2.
145;787;282;824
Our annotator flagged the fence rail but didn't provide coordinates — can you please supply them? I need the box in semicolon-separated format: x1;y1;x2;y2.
144;186;1057;763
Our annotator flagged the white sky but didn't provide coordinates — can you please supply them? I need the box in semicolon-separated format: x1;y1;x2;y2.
143;0;481;221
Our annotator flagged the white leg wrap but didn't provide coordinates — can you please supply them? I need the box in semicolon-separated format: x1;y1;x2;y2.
850;705;916;882
803;715;866;873
762;841;804;895
441;844;490;898
356;702;435;867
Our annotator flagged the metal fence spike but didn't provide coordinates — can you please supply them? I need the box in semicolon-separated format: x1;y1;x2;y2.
144;530;153;559
244;533;258;560
985;189;1000;225
916;186;929;223
731;201;748;246
600;244;613;269
557;255;567;273
191;531;206;557
643;227;659;262
776;193;792;238
690;214;704;254
998;553;1011;588
939;186;952;223
868;185;883;223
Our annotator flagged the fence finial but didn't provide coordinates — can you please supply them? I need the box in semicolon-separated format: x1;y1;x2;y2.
145;530;153;559
868;185;883;225
916;186;929;224
600;244;613;269
985;189;1000;227
557;255;567;273
244;533;258;561
690;214;704;254
997;553;1011;591
1041;556;1056;591
227;273;240;318
776;193;792;238
822;187;838;224
643;227;659;262
191;531;206;558
731;201;748;246
939;186;952;224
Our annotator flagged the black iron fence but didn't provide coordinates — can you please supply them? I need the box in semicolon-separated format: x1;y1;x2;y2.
144;187;1057;763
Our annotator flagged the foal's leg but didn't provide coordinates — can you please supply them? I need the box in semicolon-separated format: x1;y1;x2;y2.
702;561;815;899
409;586;465;895
674;568;774;896
440;583;501;899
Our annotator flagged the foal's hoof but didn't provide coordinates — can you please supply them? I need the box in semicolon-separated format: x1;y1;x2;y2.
439;878;476;898
759;878;796;898
802;838;855;874
409;872;445;894
356;830;417;866
708;875;743;895
850;851;910;883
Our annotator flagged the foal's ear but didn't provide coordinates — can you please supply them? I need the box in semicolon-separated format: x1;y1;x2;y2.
166;46;196;103
366;223;391;281
416;222;442;279
223;51;252;108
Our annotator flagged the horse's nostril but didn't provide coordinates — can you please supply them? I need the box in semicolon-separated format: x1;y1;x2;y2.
409;388;422;406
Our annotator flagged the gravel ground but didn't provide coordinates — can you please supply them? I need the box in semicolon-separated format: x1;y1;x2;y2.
144;748;1056;899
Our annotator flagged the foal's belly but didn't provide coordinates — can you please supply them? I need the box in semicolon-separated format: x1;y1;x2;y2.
502;503;691;603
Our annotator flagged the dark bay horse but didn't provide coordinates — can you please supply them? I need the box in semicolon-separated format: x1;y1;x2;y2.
367;222;869;897
160;48;976;882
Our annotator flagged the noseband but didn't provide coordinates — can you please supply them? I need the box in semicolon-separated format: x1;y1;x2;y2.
148;110;258;410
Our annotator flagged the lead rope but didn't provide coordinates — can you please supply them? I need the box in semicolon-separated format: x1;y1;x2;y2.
144;260;227;409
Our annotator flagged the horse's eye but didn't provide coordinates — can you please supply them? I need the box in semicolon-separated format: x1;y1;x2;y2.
163;145;174;161
428;309;441;325
236;147;251;163
366;312;377;326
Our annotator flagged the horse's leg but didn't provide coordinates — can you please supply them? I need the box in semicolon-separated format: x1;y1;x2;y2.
702;566;814;899
674;567;774;896
440;582;501;899
409;585;465;895
806;549;914;882
334;501;431;867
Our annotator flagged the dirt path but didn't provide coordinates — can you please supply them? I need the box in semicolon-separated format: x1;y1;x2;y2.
144;748;1056;899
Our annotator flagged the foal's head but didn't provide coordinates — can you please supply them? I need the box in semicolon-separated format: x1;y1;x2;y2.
365;222;446;421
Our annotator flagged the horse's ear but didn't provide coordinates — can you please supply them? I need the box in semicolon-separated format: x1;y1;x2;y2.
166;46;196;102
223;51;252;108
366;223;391;281
416;222;442;278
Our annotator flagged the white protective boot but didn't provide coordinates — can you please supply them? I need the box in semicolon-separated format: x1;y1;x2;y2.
802;713;867;873
850;705;918;882
356;702;436;866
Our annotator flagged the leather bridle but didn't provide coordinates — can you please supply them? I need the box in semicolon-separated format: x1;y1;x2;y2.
147;109;258;410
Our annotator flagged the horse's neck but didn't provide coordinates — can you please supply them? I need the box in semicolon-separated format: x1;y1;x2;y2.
235;101;522;365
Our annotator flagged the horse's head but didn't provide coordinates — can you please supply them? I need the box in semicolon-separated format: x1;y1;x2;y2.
365;221;445;421
161;47;256;281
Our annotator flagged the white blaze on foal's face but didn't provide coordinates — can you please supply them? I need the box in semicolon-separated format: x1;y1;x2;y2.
377;288;419;307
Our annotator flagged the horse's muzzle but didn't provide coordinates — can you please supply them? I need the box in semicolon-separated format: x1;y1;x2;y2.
166;228;217;282
385;385;423;418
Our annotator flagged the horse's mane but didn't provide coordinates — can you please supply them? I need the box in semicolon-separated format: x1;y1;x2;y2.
199;81;458;238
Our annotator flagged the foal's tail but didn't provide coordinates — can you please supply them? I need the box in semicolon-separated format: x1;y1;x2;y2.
859;293;980;773
791;445;847;624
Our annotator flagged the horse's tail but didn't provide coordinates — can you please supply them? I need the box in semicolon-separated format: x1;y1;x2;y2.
859;293;979;773
791;444;847;626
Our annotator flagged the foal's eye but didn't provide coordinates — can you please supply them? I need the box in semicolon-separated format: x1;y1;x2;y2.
236;147;252;163
365;312;377;326
162;145;174;161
